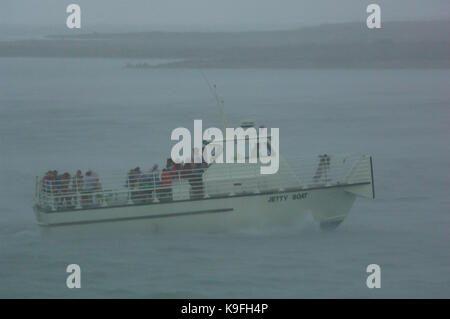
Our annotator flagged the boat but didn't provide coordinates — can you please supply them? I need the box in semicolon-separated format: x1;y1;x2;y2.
33;147;374;231
32;84;375;232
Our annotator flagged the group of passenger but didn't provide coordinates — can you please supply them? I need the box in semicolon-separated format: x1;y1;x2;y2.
126;154;208;204
126;164;161;203
41;169;101;209
160;156;208;201
41;149;209;210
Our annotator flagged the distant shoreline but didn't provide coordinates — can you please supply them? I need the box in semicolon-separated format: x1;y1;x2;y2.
1;20;448;69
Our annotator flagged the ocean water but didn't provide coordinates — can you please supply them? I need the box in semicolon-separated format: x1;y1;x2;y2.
0;57;449;298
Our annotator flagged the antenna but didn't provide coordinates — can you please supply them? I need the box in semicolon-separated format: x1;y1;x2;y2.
201;71;229;131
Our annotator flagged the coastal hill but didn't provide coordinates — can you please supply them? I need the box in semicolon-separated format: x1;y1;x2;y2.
1;20;448;68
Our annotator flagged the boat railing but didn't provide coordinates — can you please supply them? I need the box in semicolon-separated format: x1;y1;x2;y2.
35;154;372;212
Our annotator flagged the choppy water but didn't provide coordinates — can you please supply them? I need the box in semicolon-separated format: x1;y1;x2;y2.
0;57;449;298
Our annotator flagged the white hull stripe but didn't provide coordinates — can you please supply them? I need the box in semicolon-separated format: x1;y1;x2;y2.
42;208;235;227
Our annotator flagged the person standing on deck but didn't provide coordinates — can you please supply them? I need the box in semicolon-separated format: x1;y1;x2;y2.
160;160;174;201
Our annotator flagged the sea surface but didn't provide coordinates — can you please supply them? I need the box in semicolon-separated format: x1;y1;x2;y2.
0;57;449;298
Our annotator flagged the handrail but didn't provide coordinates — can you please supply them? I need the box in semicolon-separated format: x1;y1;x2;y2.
35;154;372;212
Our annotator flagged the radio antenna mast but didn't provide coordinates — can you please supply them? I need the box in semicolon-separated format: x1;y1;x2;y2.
201;71;229;131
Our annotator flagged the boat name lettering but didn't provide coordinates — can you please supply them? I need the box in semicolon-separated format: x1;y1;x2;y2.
268;192;308;202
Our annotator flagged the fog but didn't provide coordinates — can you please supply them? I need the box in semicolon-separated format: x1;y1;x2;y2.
1;0;450;31
0;0;449;299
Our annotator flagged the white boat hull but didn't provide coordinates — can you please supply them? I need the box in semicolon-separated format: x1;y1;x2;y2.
34;183;369;233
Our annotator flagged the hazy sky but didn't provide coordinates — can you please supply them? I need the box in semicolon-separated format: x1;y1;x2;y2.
1;0;449;31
